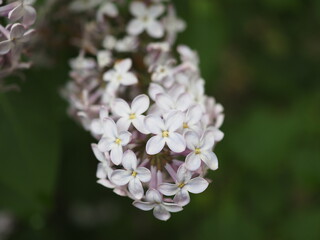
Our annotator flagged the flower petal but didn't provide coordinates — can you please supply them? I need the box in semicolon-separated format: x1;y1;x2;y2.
122;72;138;85
127;19;144;36
110;170;132;186
130;1;146;17
201;130;215;150
102;118;118;138
115;58;132;73
153;205;171;221
176;93;193;112
113;98;131;117
96;163;107;179
97;179;115;189
155;93;173;112
110;146;123;165
122;150;137;170
91;143;105;162
176;165;192;183
119;131;131;145
10;23;25;39
145;115;164;134
0;40;12;55
185;177;209;194
23;5;36;27
98;137;114;152
163;203;183;213
132;115;148;134
116;117;131;131
136;167;151;182
146;20;164;38
173;189;190;206
201;151;218;170
185;131;200;150
148;4;165;18
185;152;201;171
128;178;144;199
132;94;150;115
133;201;155;211
146;135;165;155
146;189;162;203
166;132;186;153
158;183;179;196
166;111;184;132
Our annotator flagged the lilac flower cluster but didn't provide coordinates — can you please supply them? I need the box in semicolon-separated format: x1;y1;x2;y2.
0;0;36;87
64;0;224;221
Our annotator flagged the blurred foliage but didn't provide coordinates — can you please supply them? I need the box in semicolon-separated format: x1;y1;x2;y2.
0;0;320;239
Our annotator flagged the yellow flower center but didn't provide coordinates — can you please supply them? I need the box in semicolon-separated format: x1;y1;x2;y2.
129;113;136;120
183;122;189;129
115;138;122;145
195;148;201;154
117;75;123;81
178;183;185;188
132;171;137;177
162;130;169;138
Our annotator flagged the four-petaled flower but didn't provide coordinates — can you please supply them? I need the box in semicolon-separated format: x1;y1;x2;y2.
185;130;218;171
103;58;138;90
113;94;150;134
111;150;151;199
127;2;164;38
133;189;182;221
159;165;209;206
98;118;131;165
145;111;186;155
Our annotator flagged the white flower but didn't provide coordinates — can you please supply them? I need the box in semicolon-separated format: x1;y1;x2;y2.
145;111;186;155
127;2;164;38
113;94;150;133
155;92;193;113
111;150;151;199
90;106;109;136
97;118;132;165
8;0;36;27
97;2;118;20
158;165;209;206
133;189;182;221
163;5;186;44
0;23;34;55
181;105;203;133
97;50;112;68
103;58;138;89
185;130;218;171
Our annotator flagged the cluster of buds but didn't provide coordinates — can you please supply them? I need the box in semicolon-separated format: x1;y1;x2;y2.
0;0;36;88
64;0;224;221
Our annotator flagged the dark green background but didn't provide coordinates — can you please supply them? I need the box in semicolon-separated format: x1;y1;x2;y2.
1;0;320;239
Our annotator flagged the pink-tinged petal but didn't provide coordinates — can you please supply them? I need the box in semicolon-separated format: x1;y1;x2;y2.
146;20;164;38
130;1;146;17
132;115;148;134
99;106;109;119
163;203;183;213
115;58;132;73
201;151;218;170
0;40;12;55
97;179;115;189
122;72;138;85
96;163;107;179
201;130;215;150
132;94;150;115
136;167;151;182
116;118;131;131
113;98;131;117
146;189;162;203
158;183;179;196
98;137;114;152
110;146;123;165
148;4;165;18
20;29;35;43
176;165;192;183
91;143;105;162
166;111;184;132
103;69;116;82
187;105;203;124
10;23;25;39
128;178;144;199
102;118;118;138
185;177;209;194
146;135;165;155
185;152;201;171
185;131;200;150
122;150;137;170
0;2;19;17
148;83;164;101
176;93;193;112
133;201;155;211
166;132;186;153
119;131;131;146
8;4;23;22
173;189;190;206
155;93;173;111
145;115;164;134
23;5;36;27
127;19;145;36
153;205;170;221
111;169;132;186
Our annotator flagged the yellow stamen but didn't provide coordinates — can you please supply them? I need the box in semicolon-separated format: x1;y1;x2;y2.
132;171;137;177
117;75;123;81
129;113;136;120
183;122;189;129
162;130;169;138
195;148;201;154
178;183;185;188
115;138;122;145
